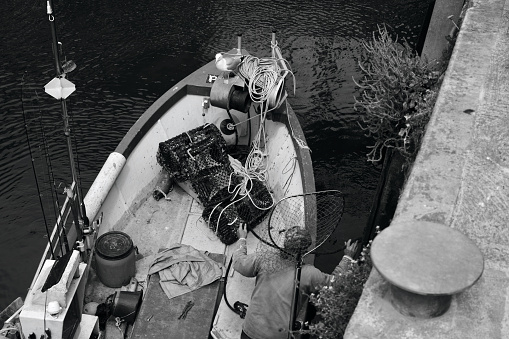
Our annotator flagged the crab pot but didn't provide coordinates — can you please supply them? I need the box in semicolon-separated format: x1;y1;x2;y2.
95;231;136;288
112;290;143;324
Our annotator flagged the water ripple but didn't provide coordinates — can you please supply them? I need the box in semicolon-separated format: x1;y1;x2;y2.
0;0;431;308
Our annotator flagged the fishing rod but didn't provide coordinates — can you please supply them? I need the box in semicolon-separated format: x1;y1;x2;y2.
36;88;68;254
21;73;55;260
45;0;89;248
69;103;89;227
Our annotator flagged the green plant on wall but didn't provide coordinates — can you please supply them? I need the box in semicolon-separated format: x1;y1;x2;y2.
307;260;372;338
305;229;379;339
354;24;441;164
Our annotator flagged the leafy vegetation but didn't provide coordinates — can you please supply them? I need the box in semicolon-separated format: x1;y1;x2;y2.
354;24;443;165
304;19;463;337
306;234;377;339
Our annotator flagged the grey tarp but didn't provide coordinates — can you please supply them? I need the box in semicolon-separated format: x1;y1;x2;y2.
148;243;224;300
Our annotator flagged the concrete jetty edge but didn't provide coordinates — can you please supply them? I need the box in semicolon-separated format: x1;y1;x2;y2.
344;0;509;337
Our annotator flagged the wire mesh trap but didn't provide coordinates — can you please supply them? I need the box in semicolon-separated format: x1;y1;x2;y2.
156;124;273;245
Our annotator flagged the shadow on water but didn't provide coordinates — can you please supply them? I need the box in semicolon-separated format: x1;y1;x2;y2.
0;0;430;308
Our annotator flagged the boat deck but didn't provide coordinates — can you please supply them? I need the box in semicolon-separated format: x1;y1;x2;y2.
84;180;258;339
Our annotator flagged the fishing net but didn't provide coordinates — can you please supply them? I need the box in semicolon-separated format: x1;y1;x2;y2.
156;124;273;245
253;190;345;274
251;190;345;335
268;190;345;257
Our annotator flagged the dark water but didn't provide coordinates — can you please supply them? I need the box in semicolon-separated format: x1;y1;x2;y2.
0;0;429;309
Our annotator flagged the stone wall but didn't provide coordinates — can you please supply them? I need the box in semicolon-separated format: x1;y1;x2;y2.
344;0;509;337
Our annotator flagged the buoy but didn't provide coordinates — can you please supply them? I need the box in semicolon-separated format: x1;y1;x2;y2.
46;300;62;317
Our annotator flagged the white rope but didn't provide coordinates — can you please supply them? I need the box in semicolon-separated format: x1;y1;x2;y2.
286;105;310;151
229;165;275;211
209;40;300;231
281;157;297;195
236;41;299;185
236;41;295;107
210;166;276;236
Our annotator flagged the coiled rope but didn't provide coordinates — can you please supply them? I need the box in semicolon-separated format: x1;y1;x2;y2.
237;56;280;104
209;41;298;236
235;42;294;183
236;42;294;105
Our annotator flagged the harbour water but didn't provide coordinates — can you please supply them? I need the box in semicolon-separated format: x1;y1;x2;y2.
0;0;429;309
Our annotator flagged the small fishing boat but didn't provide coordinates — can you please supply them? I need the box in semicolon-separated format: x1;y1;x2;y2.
0;2;316;339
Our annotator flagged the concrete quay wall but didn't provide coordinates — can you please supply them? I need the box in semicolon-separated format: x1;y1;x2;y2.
345;0;509;338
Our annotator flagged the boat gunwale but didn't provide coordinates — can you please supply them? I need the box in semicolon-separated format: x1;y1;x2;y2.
31;56;315;289
29;58;315;289
114;63;315;195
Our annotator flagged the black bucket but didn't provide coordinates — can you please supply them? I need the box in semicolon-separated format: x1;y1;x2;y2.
112;290;143;325
95;231;136;287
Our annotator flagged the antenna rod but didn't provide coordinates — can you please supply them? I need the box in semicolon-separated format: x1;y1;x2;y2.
47;0;62;76
61;88;88;232
271;30;277;58
46;0;88;234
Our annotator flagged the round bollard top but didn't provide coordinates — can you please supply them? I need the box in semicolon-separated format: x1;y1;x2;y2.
371;221;484;296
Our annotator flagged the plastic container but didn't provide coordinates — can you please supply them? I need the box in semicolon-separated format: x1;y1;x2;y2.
112;290;143;324
95;231;135;288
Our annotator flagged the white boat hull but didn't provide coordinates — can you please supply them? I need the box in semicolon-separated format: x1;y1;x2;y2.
13;52;315;339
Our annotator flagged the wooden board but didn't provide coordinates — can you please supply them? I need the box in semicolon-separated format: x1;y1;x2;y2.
130;253;225;339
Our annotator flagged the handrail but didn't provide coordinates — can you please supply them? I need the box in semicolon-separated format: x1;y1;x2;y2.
29;181;76;289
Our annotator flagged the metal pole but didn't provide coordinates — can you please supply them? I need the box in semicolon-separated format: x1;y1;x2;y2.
47;0;86;232
47;0;62;76
271;30;277;58
62;100;82;209
288;257;303;339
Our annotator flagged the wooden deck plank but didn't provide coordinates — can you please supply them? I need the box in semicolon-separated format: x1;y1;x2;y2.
127;181;231;339
130;253;225;339
84;185;193;318
122;185;194;282
179;207;227;255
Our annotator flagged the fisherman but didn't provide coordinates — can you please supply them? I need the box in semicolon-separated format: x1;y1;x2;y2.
233;223;359;339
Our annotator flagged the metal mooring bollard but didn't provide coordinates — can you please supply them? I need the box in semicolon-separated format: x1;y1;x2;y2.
371;220;484;318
